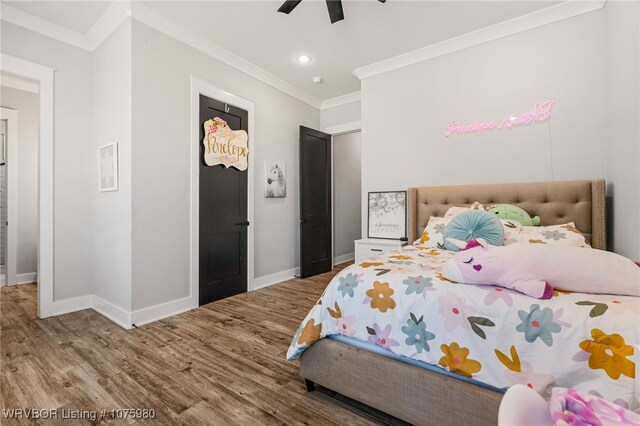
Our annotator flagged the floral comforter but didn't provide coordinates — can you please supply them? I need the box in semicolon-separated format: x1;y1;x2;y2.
287;245;640;409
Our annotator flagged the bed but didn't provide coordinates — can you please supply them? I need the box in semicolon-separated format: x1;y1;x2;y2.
288;179;639;425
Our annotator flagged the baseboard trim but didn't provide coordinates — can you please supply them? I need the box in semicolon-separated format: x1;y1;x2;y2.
252;267;300;291
37;266;309;328
46;295;92;317
131;296;196;327
91;296;132;329
334;253;355;265
16;272;37;284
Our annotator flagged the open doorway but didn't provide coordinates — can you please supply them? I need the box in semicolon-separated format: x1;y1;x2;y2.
1;54;54;318
332;130;362;266
1;79;39;288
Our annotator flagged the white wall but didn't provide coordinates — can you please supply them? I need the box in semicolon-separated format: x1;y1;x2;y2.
321;100;361;130
360;11;608;238
333;131;362;260
131;22;320;311
605;0;640;260
1;22;93;300
0;86;38;277
91;19;133;312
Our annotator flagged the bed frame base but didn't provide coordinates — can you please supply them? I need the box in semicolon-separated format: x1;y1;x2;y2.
300;338;502;426
304;379;316;392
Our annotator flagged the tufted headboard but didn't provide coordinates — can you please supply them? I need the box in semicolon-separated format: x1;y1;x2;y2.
407;180;606;250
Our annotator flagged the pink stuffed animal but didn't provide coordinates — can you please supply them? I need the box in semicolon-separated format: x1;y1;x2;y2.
442;238;640;299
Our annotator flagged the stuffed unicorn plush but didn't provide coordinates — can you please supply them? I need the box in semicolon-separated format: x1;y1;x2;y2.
442;238;640;299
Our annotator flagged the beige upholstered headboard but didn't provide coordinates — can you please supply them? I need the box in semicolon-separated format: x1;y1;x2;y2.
407;180;606;250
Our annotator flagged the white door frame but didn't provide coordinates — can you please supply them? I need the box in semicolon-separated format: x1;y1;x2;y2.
0;108;18;285
1;53;55;317
189;76;255;307
323;122;361;267
0;108;18;287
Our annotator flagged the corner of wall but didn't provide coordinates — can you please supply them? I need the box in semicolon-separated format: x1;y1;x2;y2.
90;16;134;317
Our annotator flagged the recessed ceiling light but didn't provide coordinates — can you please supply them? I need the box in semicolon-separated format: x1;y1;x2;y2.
297;55;312;64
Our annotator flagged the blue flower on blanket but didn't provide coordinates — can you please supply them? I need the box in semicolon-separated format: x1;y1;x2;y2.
434;223;446;234
516;304;562;347
402;275;435;296
401;313;436;353
366;323;400;350
542;230;566;241
337;273;362;297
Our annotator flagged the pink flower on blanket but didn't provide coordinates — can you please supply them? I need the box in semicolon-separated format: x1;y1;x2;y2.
366;323;400;350
479;286;514;307
438;291;477;331
607;298;640;315
334;315;357;337
504;360;556;397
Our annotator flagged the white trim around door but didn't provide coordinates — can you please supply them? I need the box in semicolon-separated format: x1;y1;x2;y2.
325;123;362;267
323;121;361;136
0;53;54;318
0;108;18;287
189;76;255;308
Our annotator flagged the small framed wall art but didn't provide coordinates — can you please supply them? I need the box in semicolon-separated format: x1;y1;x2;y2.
367;191;407;239
264;162;286;198
98;141;118;192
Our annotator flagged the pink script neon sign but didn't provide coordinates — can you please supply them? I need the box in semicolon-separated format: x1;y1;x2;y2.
445;100;554;137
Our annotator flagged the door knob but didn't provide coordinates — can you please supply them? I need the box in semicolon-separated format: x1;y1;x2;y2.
235;221;250;227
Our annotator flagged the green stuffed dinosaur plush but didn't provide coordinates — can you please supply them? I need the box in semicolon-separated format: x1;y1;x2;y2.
488;204;541;226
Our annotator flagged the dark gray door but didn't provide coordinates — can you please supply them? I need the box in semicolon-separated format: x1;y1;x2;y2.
299;126;332;278
199;95;248;305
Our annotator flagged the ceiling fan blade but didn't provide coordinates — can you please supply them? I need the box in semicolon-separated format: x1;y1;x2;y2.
325;0;344;24
278;0;302;14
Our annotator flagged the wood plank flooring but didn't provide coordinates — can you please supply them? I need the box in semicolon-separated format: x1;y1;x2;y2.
1;264;386;425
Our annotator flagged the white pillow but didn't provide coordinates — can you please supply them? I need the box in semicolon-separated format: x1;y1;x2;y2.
444;206;470;219
507;223;591;248
414;216;448;249
443;202;486;218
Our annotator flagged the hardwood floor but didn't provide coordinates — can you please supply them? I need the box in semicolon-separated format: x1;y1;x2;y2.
1;263;386;425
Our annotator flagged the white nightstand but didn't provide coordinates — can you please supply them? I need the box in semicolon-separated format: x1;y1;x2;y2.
355;239;408;263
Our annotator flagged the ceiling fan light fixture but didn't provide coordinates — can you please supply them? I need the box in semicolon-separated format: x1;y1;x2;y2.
297;55;312;64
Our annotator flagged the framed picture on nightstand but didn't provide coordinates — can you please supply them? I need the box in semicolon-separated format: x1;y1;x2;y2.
367;191;407;240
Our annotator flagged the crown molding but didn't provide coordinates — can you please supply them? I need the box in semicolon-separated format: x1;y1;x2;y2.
1;73;39;94
85;1;131;51
320;91;361;110
0;2;130;51
353;0;608;80
0;3;92;50
131;3;320;109
1;2;321;109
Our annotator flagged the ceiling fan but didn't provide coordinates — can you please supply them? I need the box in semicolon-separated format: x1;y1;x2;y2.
278;0;386;24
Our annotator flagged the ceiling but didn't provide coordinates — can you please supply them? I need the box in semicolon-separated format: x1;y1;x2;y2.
4;0;562;101
4;1;112;33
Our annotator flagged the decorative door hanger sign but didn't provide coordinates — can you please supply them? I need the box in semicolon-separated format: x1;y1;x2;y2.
445;99;554;137
202;117;249;170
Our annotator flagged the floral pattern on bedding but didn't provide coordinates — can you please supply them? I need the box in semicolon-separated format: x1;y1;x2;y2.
287;246;639;409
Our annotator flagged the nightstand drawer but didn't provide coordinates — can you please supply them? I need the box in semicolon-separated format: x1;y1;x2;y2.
354;239;407;263
357;245;386;260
